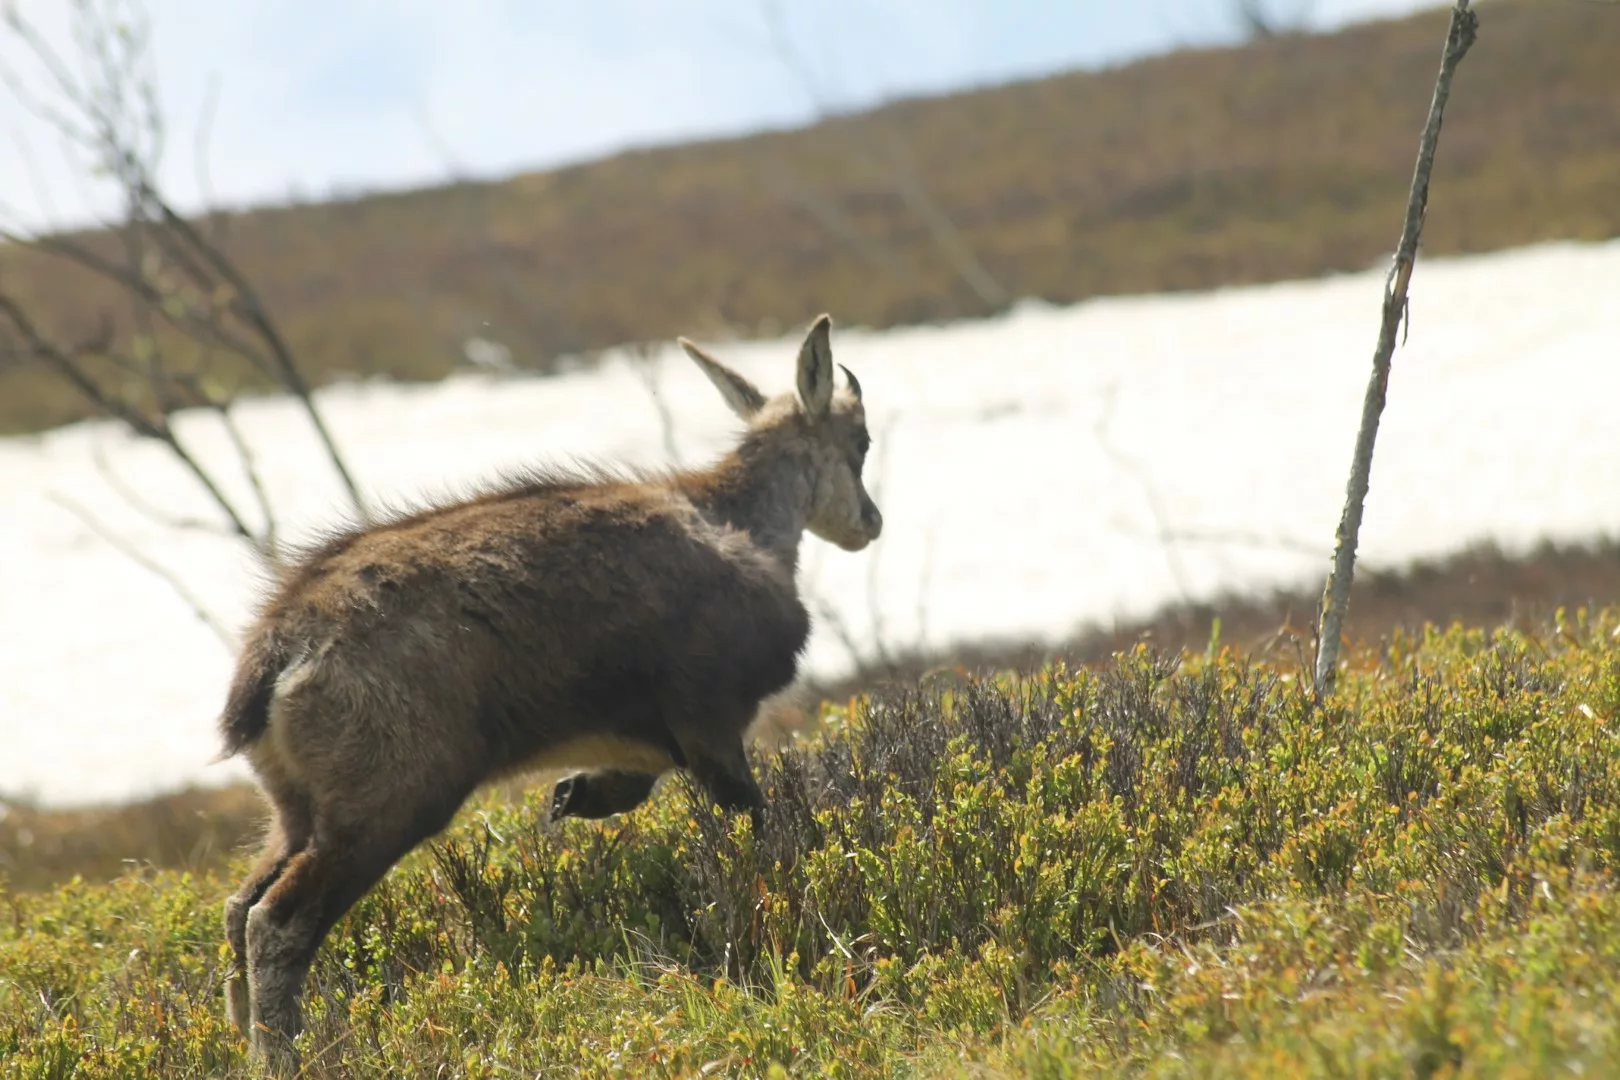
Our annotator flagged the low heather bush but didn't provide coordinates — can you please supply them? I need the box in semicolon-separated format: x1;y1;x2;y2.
6;612;1620;1076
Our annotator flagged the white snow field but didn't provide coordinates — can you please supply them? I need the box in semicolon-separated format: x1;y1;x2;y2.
3;239;1619;806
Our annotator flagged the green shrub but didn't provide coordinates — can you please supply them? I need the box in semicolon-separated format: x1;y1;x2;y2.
6;612;1620;1076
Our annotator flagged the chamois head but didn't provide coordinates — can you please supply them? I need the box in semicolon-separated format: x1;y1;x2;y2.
680;314;882;552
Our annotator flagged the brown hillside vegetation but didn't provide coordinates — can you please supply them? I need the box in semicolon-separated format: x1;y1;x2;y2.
2;0;1617;435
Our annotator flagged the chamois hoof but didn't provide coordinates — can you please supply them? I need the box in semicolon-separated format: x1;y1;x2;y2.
225;975;251;1036
251;1030;302;1077
549;774;584;821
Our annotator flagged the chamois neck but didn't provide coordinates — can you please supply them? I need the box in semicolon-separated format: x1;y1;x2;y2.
681;429;810;572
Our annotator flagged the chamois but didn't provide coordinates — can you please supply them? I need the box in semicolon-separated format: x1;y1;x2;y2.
218;315;880;1069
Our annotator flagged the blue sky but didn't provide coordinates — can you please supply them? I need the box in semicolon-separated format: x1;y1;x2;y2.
0;0;1437;230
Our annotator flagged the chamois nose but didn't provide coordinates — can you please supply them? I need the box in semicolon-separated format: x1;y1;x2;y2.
863;499;883;539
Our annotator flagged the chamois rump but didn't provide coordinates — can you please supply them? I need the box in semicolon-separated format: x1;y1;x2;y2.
217;315;880;1069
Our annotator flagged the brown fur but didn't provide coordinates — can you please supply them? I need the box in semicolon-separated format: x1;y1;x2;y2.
217;315;880;1071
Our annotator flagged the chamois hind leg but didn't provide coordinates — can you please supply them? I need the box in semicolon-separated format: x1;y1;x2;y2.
224;780;312;1036
241;627;488;1070
244;792;466;1074
550;769;661;821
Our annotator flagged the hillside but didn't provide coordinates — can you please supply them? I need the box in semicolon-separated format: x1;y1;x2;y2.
2;0;1617;435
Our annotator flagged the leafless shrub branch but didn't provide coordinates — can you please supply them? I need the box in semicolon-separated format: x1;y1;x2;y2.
48;492;236;649
1091;382;1195;605
855;412;905;672
88;437;239;541
756;0;1008;312
757;161;917;286
0;291;263;548
0;0;368;597
1124;524;1321;559
627;342;681;466
1234;0;1318;41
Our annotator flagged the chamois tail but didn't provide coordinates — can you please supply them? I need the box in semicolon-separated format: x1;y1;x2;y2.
216;632;288;761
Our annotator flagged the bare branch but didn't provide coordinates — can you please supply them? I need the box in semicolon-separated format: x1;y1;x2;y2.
412;99;467;182
0;6;99;149
755;0;1008;312
88;436;236;539
153;196;369;520
49;491;237;651
856;139;1009;310
0;290;163;438
627;342;681;467
808;589;870;675
6;122;60;227
1091;382;1195;604
1;0;367;527
1234;0;1319;41
758;161;917;285
211;398;278;555
913;529;937;658
757;0;833;109
860;413;902;670
0;289;261;545
1314;1;1478;700
1124;524;1321;558
8;217;282;386
193;69;224;241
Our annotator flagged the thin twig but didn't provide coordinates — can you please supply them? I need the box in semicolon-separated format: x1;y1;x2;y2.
193;69;224;242
89;437;239;541
1123;524;1322;558
156;197;369;521
859;138;1009;310
212;399;278;557
6;122;59;227
914;529;937;656
11;227;281;383
628;343;681;466
1092;382;1195;604
1235;0;1319;40
49;492;237;651
0;290;261;544
6;0;366;522
758;161;917;285
810;590;872;675
861;413;901;670
1313;1;1478;700
755;0;1008;312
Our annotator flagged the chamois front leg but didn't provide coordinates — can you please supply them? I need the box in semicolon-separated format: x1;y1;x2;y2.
686;743;766;836
550;769;662;821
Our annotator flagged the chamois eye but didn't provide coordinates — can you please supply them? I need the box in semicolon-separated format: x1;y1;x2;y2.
854;431;871;458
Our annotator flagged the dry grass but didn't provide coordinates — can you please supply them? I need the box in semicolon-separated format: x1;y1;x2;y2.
0;784;263;894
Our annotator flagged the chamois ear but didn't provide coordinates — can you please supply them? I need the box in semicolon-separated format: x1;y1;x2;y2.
838;363;862;402
796;313;834;422
680;337;766;420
